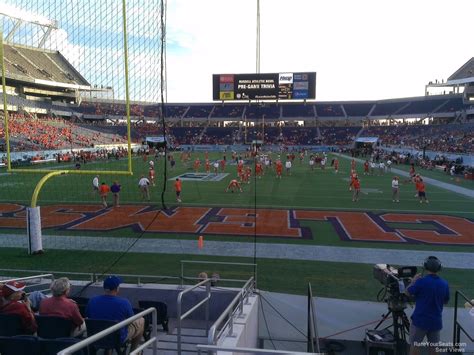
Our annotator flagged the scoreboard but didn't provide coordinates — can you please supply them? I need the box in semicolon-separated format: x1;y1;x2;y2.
213;72;316;101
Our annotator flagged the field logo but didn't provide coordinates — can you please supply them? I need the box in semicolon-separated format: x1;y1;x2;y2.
0;204;472;245
170;173;229;182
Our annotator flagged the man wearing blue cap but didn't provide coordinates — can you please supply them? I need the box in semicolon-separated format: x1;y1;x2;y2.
86;275;144;352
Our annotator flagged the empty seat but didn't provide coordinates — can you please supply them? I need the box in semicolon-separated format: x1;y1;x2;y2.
36;315;74;339
40;337;86;355
85;318;128;355
138;300;169;332
0;314;24;336
0;335;40;355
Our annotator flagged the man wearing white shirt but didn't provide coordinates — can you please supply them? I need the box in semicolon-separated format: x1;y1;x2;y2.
392;176;400;202
138;175;151;201
92;175;99;194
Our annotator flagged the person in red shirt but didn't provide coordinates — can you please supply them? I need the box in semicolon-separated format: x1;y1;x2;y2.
364;160;369;175
350;176;361;202
220;158;226;172
349;171;358;191
255;162;263;178
149;167;156;186
226;179;242;193
237;161;244;180
39;277;85;337
193;158;201;172
205;159;211;174
334;158;339;174
275;160;283;178
99;182;110;208
0;281;37;334
351;159;356;171
416;178;429;203
174;178;182;202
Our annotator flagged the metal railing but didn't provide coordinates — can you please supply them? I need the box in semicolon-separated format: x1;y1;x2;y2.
58;307;158;355
453;290;474;351
0;273;54;284
207;277;255;345
307;283;320;353
0;273;54;294
0;268;180;286
197;344;323;354
180;260;257;287
177;278;212;354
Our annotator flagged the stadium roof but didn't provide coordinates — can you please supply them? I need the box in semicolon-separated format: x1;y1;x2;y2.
3;43;90;89
446;57;474;85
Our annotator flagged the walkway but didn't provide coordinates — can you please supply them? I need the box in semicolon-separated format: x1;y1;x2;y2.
0;233;472;269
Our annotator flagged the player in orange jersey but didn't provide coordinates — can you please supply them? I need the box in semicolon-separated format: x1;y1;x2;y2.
349;170;358;191
193;158;201;172
255;162;263;178
174;178;182;202
363;160;369;175
205;159;211;173
275;159;283;178
226;179;242;193
237;160;244;179
351;158;356;171
334;158;339;174
350;176;361;202
244;166;252;184
415;177;429;203
148;167;156;186
220;158;226;172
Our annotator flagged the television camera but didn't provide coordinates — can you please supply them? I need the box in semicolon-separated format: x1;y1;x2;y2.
371;264;418;355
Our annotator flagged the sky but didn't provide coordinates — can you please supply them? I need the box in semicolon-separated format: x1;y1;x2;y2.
165;0;473;102
1;0;473;103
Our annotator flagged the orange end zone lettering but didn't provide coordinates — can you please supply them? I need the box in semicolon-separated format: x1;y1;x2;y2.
295;211;404;242
381;214;474;245
201;208;301;237
70;206;209;234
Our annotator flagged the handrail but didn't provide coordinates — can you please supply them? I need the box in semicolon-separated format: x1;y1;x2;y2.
453;290;474;350
207;277;255;345
177;278;212;354
307;283;321;353
0;273;54;284
58;307;158;355
196;344;323;354
0;268;180;285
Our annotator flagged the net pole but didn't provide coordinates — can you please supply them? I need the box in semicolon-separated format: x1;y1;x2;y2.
122;0;133;175
0;30;12;171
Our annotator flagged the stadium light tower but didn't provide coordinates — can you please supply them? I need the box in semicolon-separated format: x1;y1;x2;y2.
256;0;260;74
0;10;58;48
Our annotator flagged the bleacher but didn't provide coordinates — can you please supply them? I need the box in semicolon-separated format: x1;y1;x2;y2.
315;103;344;118
3;44;88;86
210;104;244;119
245;104;281;120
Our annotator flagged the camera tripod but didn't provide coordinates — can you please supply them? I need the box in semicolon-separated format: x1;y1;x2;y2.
373;299;410;355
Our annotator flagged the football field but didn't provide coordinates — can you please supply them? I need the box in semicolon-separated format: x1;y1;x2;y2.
0;152;472;302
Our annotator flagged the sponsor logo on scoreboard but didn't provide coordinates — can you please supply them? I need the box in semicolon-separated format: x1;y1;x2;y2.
220;92;234;100
279;73;294;84
220;83;234;91
220;75;234;83
293;81;309;90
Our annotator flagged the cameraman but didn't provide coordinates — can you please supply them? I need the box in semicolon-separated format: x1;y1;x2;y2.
405;256;449;355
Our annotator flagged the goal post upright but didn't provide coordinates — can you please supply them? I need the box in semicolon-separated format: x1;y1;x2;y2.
0;30;12;172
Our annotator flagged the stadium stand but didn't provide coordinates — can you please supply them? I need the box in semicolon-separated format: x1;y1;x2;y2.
210;104;245;119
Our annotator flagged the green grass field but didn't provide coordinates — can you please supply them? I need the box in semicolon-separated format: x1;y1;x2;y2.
0;151;473;302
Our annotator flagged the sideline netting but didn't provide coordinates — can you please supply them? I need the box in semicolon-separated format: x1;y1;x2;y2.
0;0;163;260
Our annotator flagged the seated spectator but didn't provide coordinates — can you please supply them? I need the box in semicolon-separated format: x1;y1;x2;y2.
39;277;86;337
86;276;144;352
0;281;37;334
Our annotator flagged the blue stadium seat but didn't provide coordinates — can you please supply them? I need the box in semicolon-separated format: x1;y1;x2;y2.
0;314;24;336
0;335;40;355
36;315;74;339
85;318;128;355
40;337;86;355
138;300;169;332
